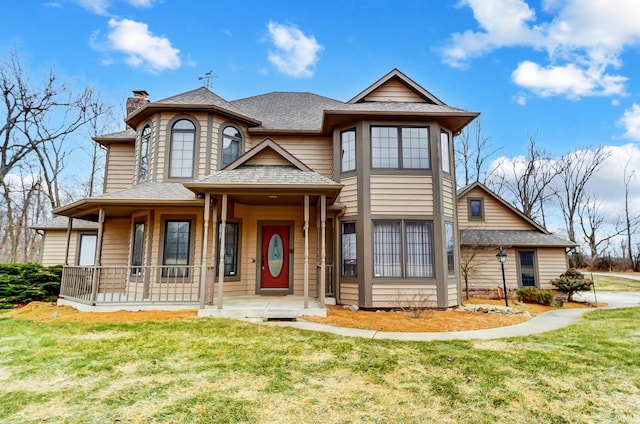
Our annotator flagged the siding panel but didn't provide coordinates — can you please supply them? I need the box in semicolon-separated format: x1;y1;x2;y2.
370;175;433;215
363;80;424;103
104;144;135;192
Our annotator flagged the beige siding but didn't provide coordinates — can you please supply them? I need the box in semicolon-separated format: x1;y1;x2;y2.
340;282;359;304
363;80;424;103
100;218;130;266
265;136;333;179
41;230;76;266
244;148;292;166
447;282;459;306
371;284;438;308
537;247;569;289
370;175;433;215
339;176;358;216
458;187;536;230
104;144;135;192
442;178;454;218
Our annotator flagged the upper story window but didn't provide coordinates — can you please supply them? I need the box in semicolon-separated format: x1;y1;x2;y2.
138;124;151;182
441;131;451;174
341;129;356;173
169;119;195;178
371;126;430;169
469;198;484;220
221;126;242;168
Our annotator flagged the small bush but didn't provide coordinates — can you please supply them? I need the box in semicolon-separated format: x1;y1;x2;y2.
515;287;555;306
551;269;593;302
0;263;62;309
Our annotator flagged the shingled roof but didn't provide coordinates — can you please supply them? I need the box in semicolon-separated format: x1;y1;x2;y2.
190;165;340;187
460;229;576;248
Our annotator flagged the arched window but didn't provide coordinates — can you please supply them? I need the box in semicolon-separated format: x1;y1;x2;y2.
138;124;151;182
169;119;195;178
221;126;242;168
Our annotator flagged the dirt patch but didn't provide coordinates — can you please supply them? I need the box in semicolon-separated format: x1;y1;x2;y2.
8;298;600;332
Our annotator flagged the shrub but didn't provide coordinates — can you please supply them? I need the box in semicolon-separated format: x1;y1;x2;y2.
515;287;555;306
551;269;593;302
0;263;62;309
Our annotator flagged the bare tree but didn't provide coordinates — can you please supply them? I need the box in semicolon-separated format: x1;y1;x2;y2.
578;195;623;259
455;119;502;186
555;146;610;244
622;162;640;270
488;133;559;226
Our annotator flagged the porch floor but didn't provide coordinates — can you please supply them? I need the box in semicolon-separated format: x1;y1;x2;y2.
200;295;326;319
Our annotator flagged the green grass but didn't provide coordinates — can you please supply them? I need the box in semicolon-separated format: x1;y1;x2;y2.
588;272;640;291
1;308;639;423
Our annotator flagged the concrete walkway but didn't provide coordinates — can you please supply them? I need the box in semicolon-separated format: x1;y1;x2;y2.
251;291;639;341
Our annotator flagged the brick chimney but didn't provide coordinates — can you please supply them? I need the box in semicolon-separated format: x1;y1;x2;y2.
126;90;149;117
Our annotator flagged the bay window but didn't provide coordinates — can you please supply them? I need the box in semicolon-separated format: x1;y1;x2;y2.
341;221;357;277
373;220;434;278
371;126;430;169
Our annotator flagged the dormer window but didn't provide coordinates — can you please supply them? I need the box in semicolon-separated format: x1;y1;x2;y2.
221;126;242;168
138;124;151;182
169;119;195;178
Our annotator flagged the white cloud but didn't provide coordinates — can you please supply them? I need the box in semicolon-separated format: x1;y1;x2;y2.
442;0;640;98
104;18;181;72
618;104;640;141
74;0;154;15
266;22;323;78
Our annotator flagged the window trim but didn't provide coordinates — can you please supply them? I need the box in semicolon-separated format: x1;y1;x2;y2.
468;197;485;221
76;232;98;266
167;116;199;180
516;249;539;288
219;123;244;169
340;128;356;174
216;220;241;280
370;125;431;170
372;219;434;279
159;215;196;280
441;131;451;174
341;220;357;278
138;123;151;183
445;222;455;277
130;220;146;277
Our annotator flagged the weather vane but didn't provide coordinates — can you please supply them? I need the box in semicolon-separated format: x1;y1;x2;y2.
198;70;216;89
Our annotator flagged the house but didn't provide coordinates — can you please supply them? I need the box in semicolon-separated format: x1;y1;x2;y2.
457;182;576;295
39;69;482;317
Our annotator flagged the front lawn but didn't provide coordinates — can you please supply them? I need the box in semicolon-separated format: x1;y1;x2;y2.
1;308;639;423
589;272;640;291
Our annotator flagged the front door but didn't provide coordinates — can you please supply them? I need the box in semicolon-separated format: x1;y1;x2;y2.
260;225;290;291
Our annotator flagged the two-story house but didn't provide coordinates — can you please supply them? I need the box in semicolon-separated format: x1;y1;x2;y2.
39;69;481;317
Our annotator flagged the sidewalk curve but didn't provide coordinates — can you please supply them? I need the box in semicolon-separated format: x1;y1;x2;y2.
253;291;639;341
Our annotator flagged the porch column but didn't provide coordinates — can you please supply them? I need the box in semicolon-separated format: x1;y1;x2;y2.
320;194;326;306
199;193;211;309
209;205;218;305
90;208;105;305
64;217;73;266
217;194;227;309
304;195;309;309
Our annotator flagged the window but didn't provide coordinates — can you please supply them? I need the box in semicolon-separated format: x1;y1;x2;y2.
217;222;239;277
131;221;145;276
371;126;429;169
518;251;537;287
373;220;433;278
341;129;356;172
441;131;451;174
77;233;97;266
139;124;151;182
221;126;242;168
169;119;195;178
469;198;484;220
162;220;191;278
445;222;455;276
341;222;357;277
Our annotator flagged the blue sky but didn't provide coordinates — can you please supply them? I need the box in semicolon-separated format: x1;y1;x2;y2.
3;0;640;245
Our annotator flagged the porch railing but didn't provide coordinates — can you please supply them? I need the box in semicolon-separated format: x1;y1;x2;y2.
317;264;334;298
60;265;201;305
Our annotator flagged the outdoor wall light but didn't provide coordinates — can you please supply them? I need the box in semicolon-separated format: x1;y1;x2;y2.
496;249;509;307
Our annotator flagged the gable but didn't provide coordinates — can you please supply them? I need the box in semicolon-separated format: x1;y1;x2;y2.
243;146;294;167
458;186;539;231
226;138;312;172
362;79;426;103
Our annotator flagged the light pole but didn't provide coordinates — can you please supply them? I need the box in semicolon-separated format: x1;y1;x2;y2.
496;249;508;307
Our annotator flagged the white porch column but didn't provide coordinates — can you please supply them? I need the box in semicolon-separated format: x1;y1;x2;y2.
199;193;211;309
64;217;73;266
304;195;309;309
90;208;105;304
209;205;218;305
217;194;227;310
320;194;326;306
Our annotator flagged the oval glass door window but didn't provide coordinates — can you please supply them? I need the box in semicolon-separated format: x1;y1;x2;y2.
267;234;284;277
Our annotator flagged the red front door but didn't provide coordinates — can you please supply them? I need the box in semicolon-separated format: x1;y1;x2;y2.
260;225;290;290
